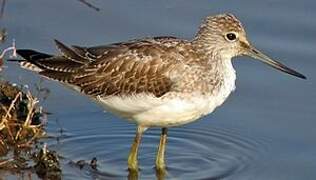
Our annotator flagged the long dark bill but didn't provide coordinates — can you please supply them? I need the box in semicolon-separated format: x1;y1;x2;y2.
246;47;306;79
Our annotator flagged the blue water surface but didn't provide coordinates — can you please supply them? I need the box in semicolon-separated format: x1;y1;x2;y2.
1;0;315;179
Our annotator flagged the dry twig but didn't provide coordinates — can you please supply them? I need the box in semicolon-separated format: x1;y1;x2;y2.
76;0;100;11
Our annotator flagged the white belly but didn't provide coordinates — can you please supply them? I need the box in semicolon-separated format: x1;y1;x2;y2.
132;96;219;127
96;90;233;127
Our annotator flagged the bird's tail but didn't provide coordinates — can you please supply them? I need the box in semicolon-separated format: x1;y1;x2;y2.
10;50;52;72
9;40;91;83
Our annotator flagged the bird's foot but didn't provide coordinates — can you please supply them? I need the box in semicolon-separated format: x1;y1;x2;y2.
155;158;166;171
127;152;139;172
127;161;139;172
155;163;167;180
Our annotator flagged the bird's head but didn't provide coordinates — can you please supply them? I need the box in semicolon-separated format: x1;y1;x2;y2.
194;13;306;79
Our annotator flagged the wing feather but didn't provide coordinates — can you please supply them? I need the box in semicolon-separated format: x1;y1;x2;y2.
17;37;190;98
72;41;181;97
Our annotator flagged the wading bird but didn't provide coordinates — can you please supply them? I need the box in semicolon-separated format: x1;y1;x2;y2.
13;13;305;172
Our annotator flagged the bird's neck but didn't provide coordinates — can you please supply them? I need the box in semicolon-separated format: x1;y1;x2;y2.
192;37;232;65
190;36;236;83
206;55;237;97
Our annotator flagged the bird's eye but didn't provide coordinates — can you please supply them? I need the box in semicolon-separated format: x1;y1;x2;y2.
225;32;237;42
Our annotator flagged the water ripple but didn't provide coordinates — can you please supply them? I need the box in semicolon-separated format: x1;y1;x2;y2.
48;123;270;179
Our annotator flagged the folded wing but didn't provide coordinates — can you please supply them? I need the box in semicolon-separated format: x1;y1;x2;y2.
16;39;182;98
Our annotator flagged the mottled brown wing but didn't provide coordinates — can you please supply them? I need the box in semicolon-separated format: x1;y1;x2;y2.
18;38;186;97
72;42;180;97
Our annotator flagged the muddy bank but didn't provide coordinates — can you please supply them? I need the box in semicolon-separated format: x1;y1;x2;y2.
0;81;61;179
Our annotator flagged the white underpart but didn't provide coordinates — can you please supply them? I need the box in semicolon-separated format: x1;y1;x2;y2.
97;59;236;128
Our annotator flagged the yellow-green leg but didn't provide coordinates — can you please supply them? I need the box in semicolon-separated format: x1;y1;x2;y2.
155;128;168;171
128;126;146;171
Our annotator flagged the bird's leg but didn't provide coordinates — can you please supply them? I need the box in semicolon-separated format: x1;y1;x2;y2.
155;127;168;171
128;126;146;171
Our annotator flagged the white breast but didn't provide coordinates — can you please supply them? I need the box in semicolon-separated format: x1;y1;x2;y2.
204;59;236;115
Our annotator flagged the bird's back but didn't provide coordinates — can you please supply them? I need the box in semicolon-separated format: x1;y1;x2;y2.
17;37;200;97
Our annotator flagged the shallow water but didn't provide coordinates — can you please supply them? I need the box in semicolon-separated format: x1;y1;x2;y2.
1;0;316;179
